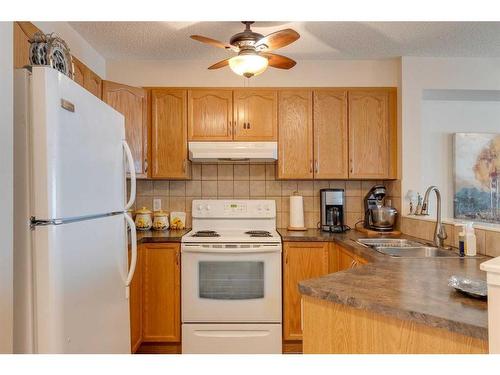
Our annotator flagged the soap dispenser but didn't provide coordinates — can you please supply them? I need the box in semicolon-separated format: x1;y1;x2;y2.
465;222;477;257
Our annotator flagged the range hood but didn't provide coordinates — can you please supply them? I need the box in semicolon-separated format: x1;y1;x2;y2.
188;142;278;163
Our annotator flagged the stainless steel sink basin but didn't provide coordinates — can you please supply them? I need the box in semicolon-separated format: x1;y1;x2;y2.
373;246;461;258
355;238;462;258
357;238;423;248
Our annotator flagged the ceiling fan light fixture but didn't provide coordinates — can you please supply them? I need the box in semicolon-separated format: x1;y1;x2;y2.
228;54;268;78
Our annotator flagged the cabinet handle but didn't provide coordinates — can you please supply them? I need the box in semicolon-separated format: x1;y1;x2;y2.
244;122;247;129
309;160;313;173
176;252;180;267
144;158;148;174
314;160;319;174
285;254;288;264
247;122;251;129
183;159;186;172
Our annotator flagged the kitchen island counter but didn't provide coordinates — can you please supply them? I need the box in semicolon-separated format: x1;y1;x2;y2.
278;229;489;352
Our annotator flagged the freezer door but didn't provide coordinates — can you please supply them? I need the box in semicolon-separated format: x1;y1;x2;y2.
30;67;126;219
32;214;130;353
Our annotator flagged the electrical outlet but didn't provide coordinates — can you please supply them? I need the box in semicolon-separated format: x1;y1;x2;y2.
153;198;161;211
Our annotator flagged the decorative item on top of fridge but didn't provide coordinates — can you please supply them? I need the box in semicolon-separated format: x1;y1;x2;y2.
29;32;74;79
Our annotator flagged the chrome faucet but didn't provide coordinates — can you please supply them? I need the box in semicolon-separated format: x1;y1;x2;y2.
421;186;447;248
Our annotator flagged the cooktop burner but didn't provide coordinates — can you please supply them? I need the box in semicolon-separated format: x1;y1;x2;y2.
191;230;220;238
245;230;272;238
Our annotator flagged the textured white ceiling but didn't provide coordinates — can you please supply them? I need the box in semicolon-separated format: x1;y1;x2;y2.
69;21;500;60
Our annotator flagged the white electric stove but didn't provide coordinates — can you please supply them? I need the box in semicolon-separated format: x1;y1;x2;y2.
181;200;282;354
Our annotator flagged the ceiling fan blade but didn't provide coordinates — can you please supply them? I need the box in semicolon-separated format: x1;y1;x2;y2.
208;58;230;70
261;53;296;69
255;29;300;51
190;35;233;50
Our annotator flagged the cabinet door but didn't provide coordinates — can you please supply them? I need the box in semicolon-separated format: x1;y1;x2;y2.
14;22;31;69
142;244;181;342
72;57;86;87
233;90;277;141
151;89;190;179
278;90;314;179
188;89;233;140
102;81;148;178
83;68;102;99
129;245;143;353
348;89;396;179
313;90;348;179
283;242;329;341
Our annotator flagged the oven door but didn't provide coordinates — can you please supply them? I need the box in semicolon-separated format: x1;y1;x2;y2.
181;243;282;323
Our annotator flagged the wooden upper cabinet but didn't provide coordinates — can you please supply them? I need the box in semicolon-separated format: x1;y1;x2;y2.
102;81;148;178
233;90;277;141
83;69;102;99
72;57;85;87
71;56;101;99
188;89;233;141
13;22;31;69
313;90;348;179
278;90;314;179
151;89;190;179
283;242;329;341
348;89;396;179
142;244;181;342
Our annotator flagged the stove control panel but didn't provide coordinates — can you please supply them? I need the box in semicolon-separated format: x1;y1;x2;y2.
192;200;275;218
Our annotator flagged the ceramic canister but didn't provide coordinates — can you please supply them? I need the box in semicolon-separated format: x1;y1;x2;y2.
134;207;153;231
152;210;169;231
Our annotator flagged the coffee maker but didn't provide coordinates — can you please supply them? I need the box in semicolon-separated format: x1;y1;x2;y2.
363;185;397;231
320;189;348;233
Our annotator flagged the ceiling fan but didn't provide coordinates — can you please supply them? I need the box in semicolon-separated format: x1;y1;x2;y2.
190;21;300;78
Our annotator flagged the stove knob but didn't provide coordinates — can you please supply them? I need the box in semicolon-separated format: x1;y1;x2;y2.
197;204;203;211
257;205;263;211
205;204;211;211
265;205;270;212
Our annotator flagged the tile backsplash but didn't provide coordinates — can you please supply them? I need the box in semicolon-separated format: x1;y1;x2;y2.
131;162;389;229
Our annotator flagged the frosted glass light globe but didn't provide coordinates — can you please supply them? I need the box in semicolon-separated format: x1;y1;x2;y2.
229;54;269;78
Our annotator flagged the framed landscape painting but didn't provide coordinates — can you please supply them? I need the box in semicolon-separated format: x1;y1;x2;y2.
454;133;500;224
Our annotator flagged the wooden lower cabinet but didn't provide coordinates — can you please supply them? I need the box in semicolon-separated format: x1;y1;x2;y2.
129;243;182;354
330;242;368;272
140;243;181;345
283;241;329;347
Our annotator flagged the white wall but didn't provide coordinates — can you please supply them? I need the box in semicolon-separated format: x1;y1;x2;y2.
106;58;400;87
401;57;500;223
0;21;13;353
33;22;106;78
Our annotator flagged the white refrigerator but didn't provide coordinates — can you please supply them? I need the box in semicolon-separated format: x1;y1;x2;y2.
13;67;137;353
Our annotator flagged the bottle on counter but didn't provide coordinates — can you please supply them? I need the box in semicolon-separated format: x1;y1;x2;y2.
457;224;466;257
465;222;477;256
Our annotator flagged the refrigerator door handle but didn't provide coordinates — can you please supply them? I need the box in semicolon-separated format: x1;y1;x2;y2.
124;213;137;298
122;140;136;210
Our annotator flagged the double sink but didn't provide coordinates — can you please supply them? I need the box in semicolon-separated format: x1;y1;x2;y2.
355;238;462;258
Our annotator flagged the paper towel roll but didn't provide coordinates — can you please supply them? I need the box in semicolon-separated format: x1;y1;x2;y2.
289;194;305;229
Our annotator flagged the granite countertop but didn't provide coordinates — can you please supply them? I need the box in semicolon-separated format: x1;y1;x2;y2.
136;228;191;243
278;229;489;341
